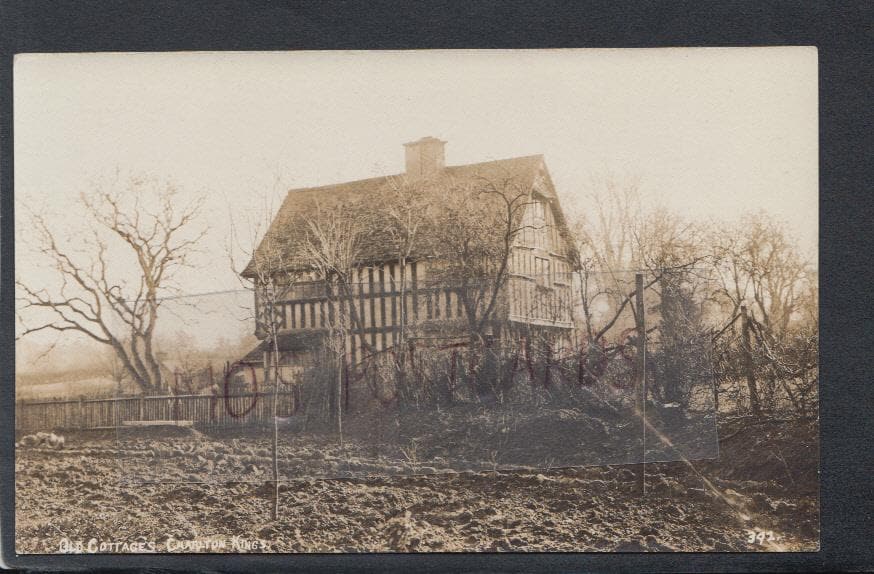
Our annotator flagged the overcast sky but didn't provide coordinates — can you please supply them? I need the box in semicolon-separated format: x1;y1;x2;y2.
14;48;817;350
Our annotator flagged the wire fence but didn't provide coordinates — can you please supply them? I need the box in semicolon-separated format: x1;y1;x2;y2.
17;268;725;480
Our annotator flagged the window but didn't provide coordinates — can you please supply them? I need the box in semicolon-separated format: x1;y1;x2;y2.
553;260;567;285
519;199;548;248
535;257;551;288
529;200;547;248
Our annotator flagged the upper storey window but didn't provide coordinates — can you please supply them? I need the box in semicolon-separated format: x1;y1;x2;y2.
521;199;549;248
534;256;551;289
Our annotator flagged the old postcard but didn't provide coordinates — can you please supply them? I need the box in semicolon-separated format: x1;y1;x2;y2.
13;48;818;553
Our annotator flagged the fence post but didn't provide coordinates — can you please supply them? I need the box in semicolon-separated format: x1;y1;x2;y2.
138;395;145;421
635;273;647;495
77;396;85;430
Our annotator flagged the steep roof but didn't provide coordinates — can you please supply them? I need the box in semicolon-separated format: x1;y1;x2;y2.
242;154;574;277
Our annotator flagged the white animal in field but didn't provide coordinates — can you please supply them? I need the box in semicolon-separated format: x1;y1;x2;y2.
16;431;65;449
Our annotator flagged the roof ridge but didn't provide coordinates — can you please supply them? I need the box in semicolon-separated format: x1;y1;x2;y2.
286;173;396;195
446;153;543;170
285;154;544;195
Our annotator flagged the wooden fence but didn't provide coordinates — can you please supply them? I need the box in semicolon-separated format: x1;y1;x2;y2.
15;392;299;434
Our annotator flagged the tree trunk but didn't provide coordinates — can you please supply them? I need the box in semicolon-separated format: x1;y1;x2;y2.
740;305;762;416
268;298;282;522
396;258;408;400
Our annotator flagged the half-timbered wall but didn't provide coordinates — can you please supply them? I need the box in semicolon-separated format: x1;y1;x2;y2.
258;260;466;364
507;195;574;327
254;197;574;365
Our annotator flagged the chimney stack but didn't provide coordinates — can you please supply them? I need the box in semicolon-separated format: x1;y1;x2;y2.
403;136;446;179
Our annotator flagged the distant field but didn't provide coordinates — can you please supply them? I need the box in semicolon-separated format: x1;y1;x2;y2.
16;376;138;401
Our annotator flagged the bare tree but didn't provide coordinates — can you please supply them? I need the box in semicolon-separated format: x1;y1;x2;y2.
567;174;643;346
102;344;130;396
297;198;370;444
568;176;707;347
706;213;817;417
711;212;811;336
564;173;717;415
746;220;807;336
432;174;535;345
574;173;643;274
163;330;214;394
229;189;305;521
377;175;432;390
16;174;206;395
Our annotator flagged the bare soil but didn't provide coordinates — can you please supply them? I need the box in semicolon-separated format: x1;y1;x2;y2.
15;416;818;553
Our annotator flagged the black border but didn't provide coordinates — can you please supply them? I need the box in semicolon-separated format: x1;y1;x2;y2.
2;1;872;571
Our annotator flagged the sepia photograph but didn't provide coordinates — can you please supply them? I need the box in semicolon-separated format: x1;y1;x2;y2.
13;48;818;553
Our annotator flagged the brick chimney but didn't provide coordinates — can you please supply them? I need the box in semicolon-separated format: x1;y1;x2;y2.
403;136;446;179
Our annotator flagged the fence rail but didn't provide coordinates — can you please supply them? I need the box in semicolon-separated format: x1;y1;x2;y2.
15;392;298;434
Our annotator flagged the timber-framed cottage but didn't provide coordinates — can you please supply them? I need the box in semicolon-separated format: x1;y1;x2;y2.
241;137;578;373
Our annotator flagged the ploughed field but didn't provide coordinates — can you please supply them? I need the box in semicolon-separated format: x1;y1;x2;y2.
15;416;818;553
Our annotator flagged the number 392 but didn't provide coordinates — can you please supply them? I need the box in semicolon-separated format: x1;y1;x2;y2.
746;529;776;544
